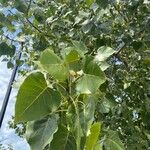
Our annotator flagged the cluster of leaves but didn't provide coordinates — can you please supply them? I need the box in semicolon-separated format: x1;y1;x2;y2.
0;0;150;150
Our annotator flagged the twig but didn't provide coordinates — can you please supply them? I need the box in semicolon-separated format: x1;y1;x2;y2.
26;18;55;39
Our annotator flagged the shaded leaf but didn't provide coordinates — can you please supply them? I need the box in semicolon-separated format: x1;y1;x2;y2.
15;0;27;13
0;42;15;57
83;56;106;78
80;97;95;135
96;0;109;9
51;125;76;150
104;131;125;150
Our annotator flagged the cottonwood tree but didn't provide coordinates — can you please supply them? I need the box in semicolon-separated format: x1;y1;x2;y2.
0;0;149;150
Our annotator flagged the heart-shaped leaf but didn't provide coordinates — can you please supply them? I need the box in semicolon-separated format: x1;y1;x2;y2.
15;72;61;122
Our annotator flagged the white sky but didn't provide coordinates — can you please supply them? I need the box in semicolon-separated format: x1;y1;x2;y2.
0;59;29;150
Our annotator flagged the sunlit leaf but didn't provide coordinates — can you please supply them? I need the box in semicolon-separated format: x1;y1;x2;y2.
40;49;69;81
26;115;58;150
85;122;101;150
86;0;94;7
95;46;115;62
15;72;61;122
76;74;105;94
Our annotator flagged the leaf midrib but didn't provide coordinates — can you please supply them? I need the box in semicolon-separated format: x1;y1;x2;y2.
18;86;49;120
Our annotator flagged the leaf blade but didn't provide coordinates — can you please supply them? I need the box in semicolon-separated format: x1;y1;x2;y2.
85;122;102;150
15;72;61;122
26;115;58;150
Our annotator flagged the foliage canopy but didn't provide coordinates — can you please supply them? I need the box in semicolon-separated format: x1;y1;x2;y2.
0;0;150;150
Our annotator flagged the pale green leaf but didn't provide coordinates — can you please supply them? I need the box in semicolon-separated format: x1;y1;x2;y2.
26;115;58;150
76;74;106;94
99;61;110;71
77;57;106;94
95;46;115;62
85;122;101;150
15;72;61;122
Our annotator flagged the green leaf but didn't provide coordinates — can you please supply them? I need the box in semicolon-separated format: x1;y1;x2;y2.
95;46;115;62
83;56;106;78
40;49;68;81
15;72;61;122
94;143;103;150
76;74;105;94
96;0;109;8
98;100;110;114
26;115;58;150
86;0;94;7
85;122;102;150
0;0;7;4
0;42;15;57
72;41;87;57
99;61;110;71
76;57;106;94
82;20;93;34
51;125;76;150
104;131;125;150
15;0;27;13
80;97;95;135
34;8;45;23
7;61;14;69
64;48;81;63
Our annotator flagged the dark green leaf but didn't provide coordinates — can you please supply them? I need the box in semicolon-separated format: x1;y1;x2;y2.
15;0;27;13
96;0;109;8
0;43;15;57
51;125;76;150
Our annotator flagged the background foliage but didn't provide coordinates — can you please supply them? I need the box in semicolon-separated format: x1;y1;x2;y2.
0;0;150;150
